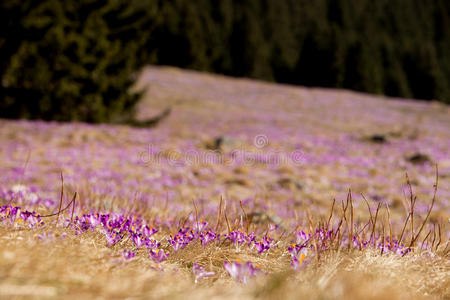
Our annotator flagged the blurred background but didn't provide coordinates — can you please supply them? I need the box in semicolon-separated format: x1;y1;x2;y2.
1;0;449;123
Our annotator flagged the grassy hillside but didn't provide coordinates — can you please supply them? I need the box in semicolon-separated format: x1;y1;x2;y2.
0;67;449;298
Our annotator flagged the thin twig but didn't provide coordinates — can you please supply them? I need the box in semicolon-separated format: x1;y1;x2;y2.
349;189;354;250
326;198;336;231
431;224;436;251
215;195;223;232
398;213;410;246
405;172;415;247
341;200;349;247
57;172;64;224
193;199;200;234
306;210;319;261
361;193;374;224
420;230;432;252
409;165;439;248
239;200;249;234
385;203;393;247
435;223;442;252
224;210;231;235
41;192;77;218
370;203;381;245
68;192;76;227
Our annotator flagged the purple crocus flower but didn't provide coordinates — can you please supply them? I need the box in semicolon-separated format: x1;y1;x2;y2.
105;230;123;246
192;263;215;283
149;249;168;263
290;255;301;270
254;236;273;254
224;260;260;283
143;225;158;237
199;230;217;247
289;244;308;270
145;238;160;249
88;214;101;227
193;221;208;232
168;233;190;251
296;231;311;244
131;233;145;248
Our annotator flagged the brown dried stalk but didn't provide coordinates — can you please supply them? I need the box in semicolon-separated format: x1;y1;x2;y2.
405;173;416;247
370;203;381;244
398;213;410;246
326;198;336;231
349;189;354;250
193;199;200;233
215;195;223;232
180;212;192;229
341;199;349;245
435;223;442;251
68;192;76;228
331;219;343;246
431;224;436;251
239;200;249;234
361;193;374;225
57;172;64;224
224;209;231;235
420;230;432;251
409;165;439;248
41;192;77;218
385;203;393;247
306;210;319;261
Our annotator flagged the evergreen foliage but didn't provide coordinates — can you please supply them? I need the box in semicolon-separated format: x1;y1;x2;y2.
1;0;449;123
0;0;157;122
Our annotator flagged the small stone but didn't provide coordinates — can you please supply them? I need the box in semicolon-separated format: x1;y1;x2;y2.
368;134;387;143
407;153;431;165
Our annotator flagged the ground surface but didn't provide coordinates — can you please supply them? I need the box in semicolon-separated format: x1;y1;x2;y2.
0;66;449;299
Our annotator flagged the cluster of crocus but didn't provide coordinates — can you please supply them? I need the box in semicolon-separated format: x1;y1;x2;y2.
68;212;166;262
0;205;42;228
0;184;426;284
72;213;158;246
168;230;196;251
254;236;274;254
0;185;55;208
199;230;219;247
224;260;260;283
225;230;256;246
376;239;412;256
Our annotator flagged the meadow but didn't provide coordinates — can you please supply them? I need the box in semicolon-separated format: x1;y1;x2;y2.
0;66;449;299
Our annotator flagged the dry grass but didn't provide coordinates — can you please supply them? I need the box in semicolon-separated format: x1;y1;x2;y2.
0;181;449;300
0;223;448;299
0;67;449;299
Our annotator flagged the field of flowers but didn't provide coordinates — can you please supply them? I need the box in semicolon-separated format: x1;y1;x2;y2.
0;66;449;299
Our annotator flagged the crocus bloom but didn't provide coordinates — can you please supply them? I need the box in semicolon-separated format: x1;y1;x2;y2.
149;249;168;263
224;260;260;283
254;236;273;254
192;263;215;283
143;225;158;237
199;230;217;247
131;233;145;248
145;238;160;249
121;250;136;260
105;230;123;246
